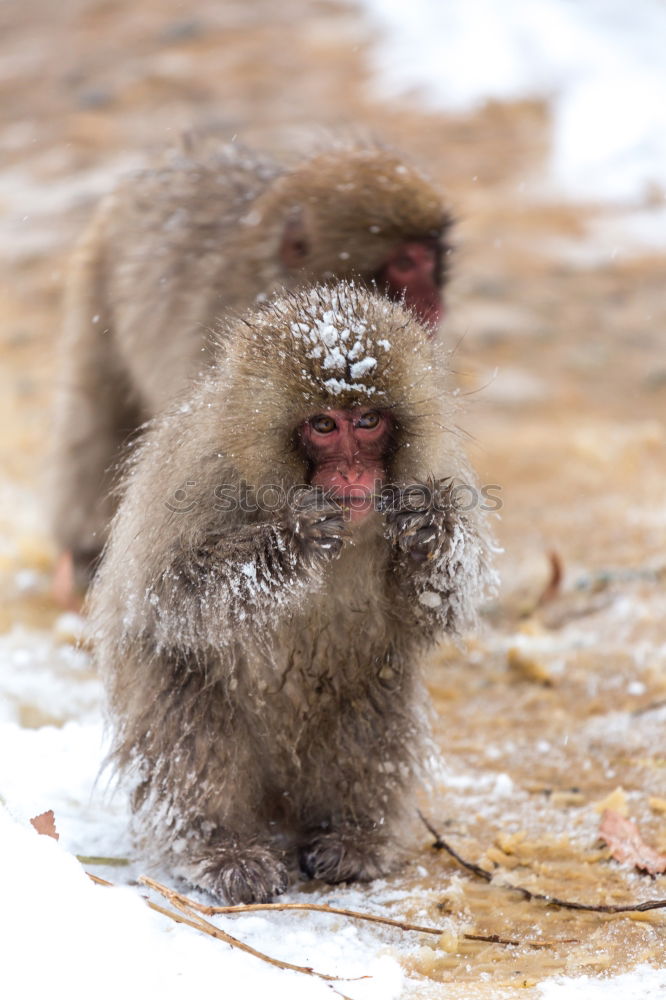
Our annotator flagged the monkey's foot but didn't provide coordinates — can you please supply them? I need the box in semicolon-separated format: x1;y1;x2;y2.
191;843;289;904
299;826;397;884
52;551;84;612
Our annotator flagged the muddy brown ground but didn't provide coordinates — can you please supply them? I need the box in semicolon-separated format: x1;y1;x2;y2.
1;1;665;994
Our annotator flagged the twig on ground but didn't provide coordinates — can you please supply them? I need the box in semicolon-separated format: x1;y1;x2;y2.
419;812;666;914
632;698;666;717
139;875;369;992
87;868;569;958
140;874;445;935
77;855;130;866
418;812;492;882
139;875;557;948
86;872;113;887
535;550;563;607
87;871;223;930
87;870;362;994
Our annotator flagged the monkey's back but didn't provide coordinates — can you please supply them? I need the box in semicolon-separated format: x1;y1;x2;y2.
94;144;283;412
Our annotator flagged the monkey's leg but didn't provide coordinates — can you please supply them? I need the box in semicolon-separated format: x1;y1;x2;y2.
118;649;292;905
172;747;289;904
299;819;400;885
138;754;290;904
295;692;412;885
52;356;141;598
180;836;289;904
52;227;142;599
52;551;82;612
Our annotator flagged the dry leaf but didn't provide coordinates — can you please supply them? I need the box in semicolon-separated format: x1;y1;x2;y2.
599;809;666;875
30;809;59;841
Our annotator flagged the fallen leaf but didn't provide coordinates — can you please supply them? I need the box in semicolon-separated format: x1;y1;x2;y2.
599;809;666;875
30;809;59;841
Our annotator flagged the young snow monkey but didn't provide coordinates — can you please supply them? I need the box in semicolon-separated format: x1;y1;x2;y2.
90;283;494;904
52;138;452;602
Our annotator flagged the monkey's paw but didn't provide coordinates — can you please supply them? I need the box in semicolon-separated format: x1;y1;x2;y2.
194;843;289;904
299;828;396;884
288;488;346;559
383;480;455;563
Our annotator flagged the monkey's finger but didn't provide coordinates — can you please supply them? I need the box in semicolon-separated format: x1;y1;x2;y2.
310;533;344;558
402;526;439;560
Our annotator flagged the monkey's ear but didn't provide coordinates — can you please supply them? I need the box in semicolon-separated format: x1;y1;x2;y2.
279;209;310;270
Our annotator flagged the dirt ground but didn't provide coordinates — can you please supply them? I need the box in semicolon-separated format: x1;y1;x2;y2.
1;0;665;994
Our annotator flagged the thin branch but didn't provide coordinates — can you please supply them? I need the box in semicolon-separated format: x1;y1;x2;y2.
139;875;367;989
535;550;563;607
87;869;570;958
87;870;360;994
138;875;562;950
144;897;223;931
464;932;519;946
632;698;666;717
418;811;492;881
140;874;445;935
87;872;113;887
88;872;232;931
419;812;666;914
77;855;130;867
461;932;577;948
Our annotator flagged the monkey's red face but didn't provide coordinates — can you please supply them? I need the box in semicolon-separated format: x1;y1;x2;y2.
300;408;393;521
376;241;443;332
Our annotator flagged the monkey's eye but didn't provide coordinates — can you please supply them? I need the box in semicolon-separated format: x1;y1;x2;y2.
310;415;337;434
356;411;380;430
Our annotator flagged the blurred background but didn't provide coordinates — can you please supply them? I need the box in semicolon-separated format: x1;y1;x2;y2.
1;0;665;992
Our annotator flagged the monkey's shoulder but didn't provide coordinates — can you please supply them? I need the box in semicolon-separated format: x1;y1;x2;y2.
102;152;281;243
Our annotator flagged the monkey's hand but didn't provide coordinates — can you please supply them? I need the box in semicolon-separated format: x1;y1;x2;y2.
287;487;347;560
383;479;455;563
152;491;347;642
383;478;490;638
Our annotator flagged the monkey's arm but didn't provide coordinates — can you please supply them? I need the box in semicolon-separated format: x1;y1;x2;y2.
384;480;492;639
149;489;345;647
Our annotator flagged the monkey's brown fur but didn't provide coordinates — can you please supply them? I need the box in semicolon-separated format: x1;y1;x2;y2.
89;283;492;903
53;140;451;587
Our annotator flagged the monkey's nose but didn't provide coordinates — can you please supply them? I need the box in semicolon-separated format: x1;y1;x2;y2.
339;465;362;484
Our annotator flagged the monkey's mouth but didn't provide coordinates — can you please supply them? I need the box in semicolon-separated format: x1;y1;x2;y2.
331;485;376;522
